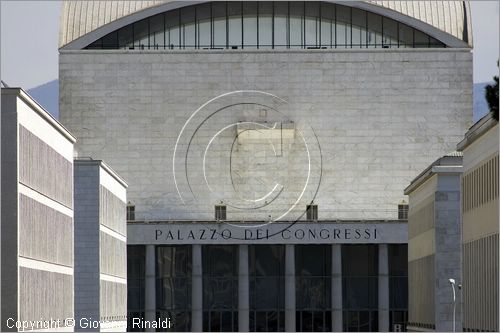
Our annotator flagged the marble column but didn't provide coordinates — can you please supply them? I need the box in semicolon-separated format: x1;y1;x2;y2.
238;245;250;332
191;244;203;332
144;245;156;332
285;244;296;332
378;244;390;332
332;244;343;332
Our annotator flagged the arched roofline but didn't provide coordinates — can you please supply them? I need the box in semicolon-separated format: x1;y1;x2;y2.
59;0;470;50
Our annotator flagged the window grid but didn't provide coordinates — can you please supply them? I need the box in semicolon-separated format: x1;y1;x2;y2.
463;154;499;213
127;204;135;221
306;204;318;221
398;204;408;220
215;205;227;221
86;2;445;50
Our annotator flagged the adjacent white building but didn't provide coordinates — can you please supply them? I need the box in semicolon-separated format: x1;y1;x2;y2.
1;88;76;331
74;159;128;332
404;153;463;331
457;112;499;332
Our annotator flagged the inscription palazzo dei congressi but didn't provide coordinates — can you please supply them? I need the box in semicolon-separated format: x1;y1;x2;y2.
128;222;408;245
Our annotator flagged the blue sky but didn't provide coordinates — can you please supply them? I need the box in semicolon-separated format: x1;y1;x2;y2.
1;1;499;89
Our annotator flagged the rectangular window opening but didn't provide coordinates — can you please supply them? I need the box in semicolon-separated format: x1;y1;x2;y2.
127;204;135;221
215;205;227;221
306;204;318;221
398;204;408;220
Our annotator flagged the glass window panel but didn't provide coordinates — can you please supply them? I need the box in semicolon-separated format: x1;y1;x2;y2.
342;245;378;276
165;10;180;49
127;245;145;324
429;36;444;47
203;245;238;276
102;31;118;49
198;23;211;48
413;29;428;47
249;245;285;331
210;311;221;331
304;2;319;47
295;245;331;312
150;14;165;49
157;246;192;277
289;1;303;48
221;311;234;331
320;3;334;48
212;2;227;48
352;8;366;48
202;245;238;331
274;2;288;48
134;19;149;49
250;244;284;276
181;7;196;48
399;22;413;47
254;277;281;308
196;3;211;48
301;311;313;331
258;2;273;47
320;20;331;48
313;311;325;332
382;17;398;47
336;5;351;48
352;25;362;48
367;12;382;48
155;246;191;332
228;2;242;48
342;245;379;312
296;245;331;276
117;25;133;49
389;244;408;276
297;277;331;309
343;276;378;309
243;2;257;48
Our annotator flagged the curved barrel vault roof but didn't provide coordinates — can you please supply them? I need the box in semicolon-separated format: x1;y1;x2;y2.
59;1;472;50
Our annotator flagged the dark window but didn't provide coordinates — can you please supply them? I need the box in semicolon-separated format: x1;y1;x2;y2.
398;204;408;220
156;246;192;332
249;245;285;332
306;204;318;221
127;203;135;221
85;2;446;50
127;246;145;331
295;245;332;332
389;244;408;332
215;205;227;221
203;246;239;331
342;245;378;332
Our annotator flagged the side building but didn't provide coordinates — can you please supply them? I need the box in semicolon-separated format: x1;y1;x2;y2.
1;88;76;331
74;159;128;332
404;153;463;332
457;112;499;332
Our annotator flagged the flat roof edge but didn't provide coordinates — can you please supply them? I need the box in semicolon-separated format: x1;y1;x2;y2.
457;112;498;151
404;156;463;195
74;158;128;188
2;87;77;144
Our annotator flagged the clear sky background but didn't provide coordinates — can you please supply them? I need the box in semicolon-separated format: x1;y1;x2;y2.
1;0;499;89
